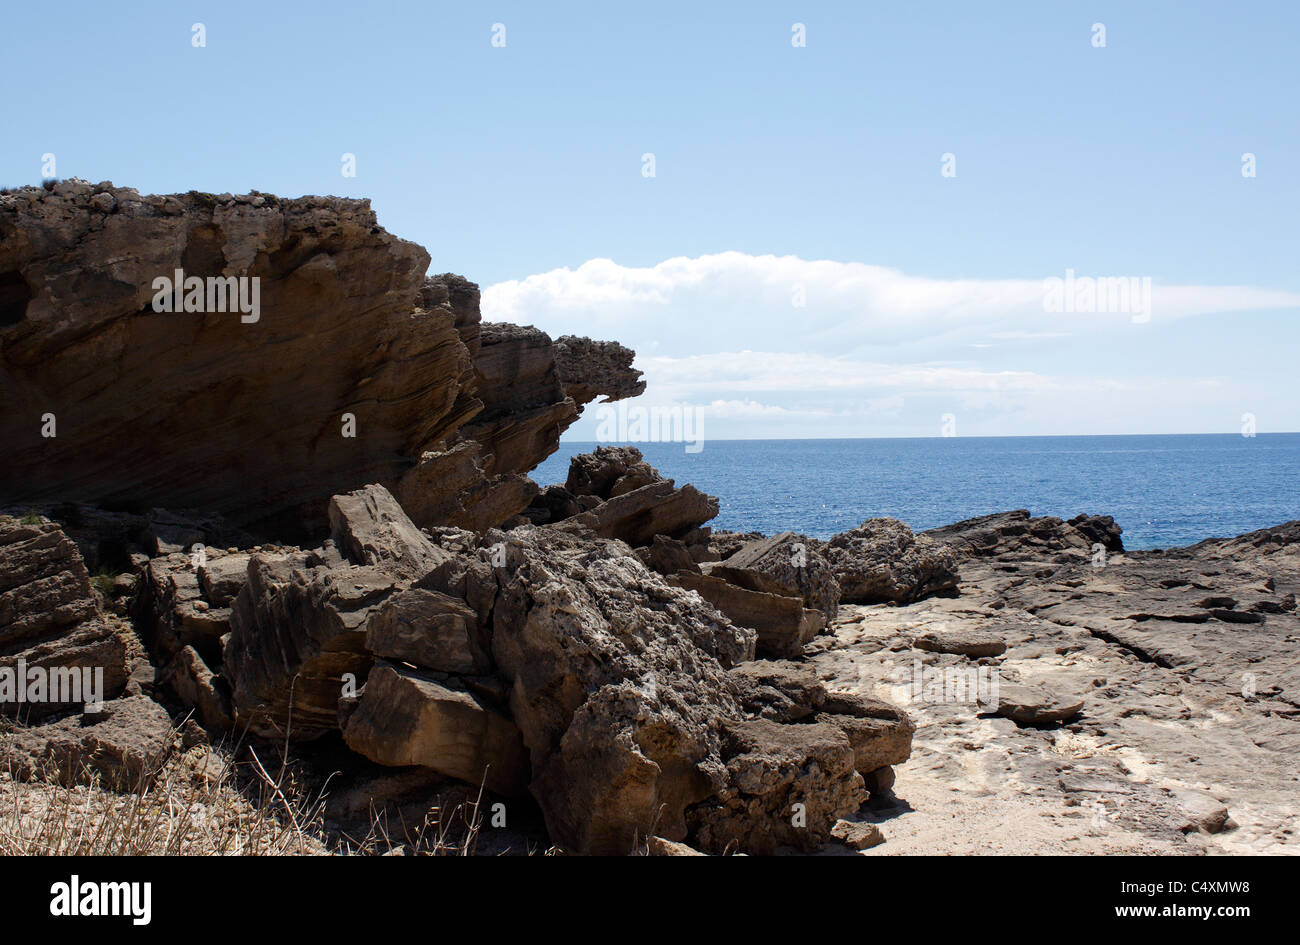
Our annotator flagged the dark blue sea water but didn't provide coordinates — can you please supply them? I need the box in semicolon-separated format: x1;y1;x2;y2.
531;434;1300;550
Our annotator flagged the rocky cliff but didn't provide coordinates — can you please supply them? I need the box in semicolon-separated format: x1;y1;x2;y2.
0;181;642;539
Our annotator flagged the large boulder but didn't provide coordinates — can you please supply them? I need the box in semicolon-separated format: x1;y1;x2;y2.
489;527;754;853
564;446;660;500
364;587;491;674
821;518;959;604
328;484;448;579
342;661;527;795
819;690;916;775
686;718;866;855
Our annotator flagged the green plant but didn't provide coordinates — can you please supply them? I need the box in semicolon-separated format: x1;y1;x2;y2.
89;565;116;595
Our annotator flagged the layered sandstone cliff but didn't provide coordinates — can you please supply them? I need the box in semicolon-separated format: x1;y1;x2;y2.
0;181;642;538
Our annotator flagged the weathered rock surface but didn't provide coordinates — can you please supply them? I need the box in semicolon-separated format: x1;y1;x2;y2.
342;661;527;795
831;819;885;850
820;690;917;776
672;571;823;658
726;659;915;777
224;554;401;740
540;446;719;550
709;529;766;560
2;694;174;787
913;627;1006;658
0;516;129;720
563;445;656;500
135;543;274;731
634;535;701;577
708;531;841;622
923;510;1123;560
329;485;448;579
679;658;911;853
991;683;1084;727
364;588;490;674
553;336;646;407
406;323;575;531
809;515;1300;854
821;518;958;604
643;836;706;856
488;526;755;853
678;531;840;658
0;184;641;537
555;479;719;547
728;660;827;721
686;718;865;855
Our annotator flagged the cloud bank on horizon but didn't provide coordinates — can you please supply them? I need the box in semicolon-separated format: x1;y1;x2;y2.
483;253;1300;440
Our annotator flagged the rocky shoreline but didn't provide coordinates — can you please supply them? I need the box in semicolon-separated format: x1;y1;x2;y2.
2;183;1295;855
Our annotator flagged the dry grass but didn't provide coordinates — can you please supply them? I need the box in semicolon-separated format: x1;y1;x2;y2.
341;779;493;856
0;730;520;856
0;742;327;855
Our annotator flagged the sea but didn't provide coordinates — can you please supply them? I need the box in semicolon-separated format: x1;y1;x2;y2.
530;433;1300;551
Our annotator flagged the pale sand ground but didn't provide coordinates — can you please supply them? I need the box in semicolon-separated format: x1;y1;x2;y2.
811;601;1300;857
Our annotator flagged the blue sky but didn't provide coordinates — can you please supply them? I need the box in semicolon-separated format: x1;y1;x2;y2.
4;1;1297;437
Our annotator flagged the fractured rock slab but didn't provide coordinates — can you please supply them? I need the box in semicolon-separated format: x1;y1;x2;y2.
364;587;490;674
913;628;1006;658
0;517;129;721
225;558;402;740
342;661;527;796
329;485;448;580
710;531;841;622
673;571;823;659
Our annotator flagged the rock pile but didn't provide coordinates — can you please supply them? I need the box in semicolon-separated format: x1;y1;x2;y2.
0;182;911;854
138;482;912;854
0;514;173;785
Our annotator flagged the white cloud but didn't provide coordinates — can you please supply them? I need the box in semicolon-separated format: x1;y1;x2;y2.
703;399;818;419
640;351;1051;395
486;252;1300;436
551;349;1267;438
483;252;1300;356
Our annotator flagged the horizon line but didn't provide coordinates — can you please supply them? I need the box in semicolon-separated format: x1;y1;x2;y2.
558;430;1300;443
